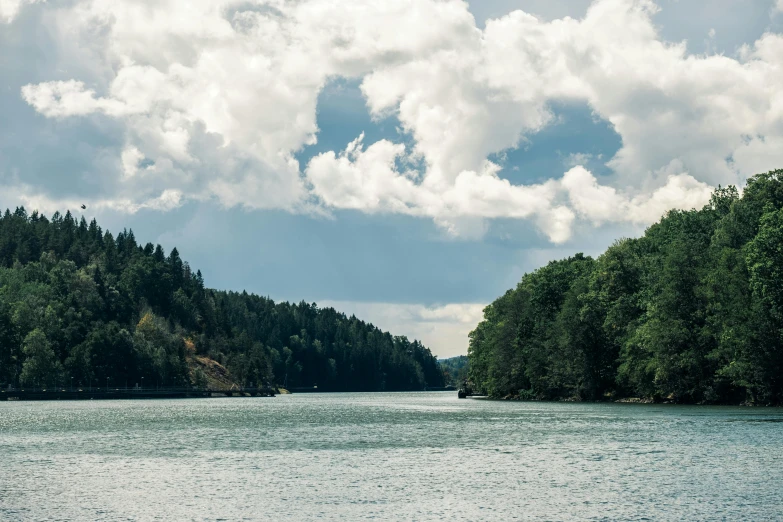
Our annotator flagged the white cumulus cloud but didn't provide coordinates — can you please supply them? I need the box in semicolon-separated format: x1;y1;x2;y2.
0;0;42;23
15;0;783;242
306;136;710;242
1;183;185;216
561;165;713;226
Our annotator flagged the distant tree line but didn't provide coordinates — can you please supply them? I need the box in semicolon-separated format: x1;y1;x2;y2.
439;356;468;386
0;209;443;391
469;170;783;405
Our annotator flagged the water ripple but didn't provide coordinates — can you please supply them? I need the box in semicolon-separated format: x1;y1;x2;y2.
1;394;782;521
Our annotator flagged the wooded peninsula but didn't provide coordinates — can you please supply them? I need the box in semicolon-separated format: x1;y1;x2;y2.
468;170;783;405
0;210;443;392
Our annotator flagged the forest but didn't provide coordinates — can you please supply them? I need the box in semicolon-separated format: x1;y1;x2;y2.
468;170;783;405
439;355;469;387
0;209;443;392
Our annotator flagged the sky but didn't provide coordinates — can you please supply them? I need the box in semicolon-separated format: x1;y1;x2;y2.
2;0;783;358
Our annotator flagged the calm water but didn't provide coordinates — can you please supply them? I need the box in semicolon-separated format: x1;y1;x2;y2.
1;393;782;521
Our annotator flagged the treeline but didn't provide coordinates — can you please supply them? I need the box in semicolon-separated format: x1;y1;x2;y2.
439;356;468;386
0;209;443;391
469;170;783;405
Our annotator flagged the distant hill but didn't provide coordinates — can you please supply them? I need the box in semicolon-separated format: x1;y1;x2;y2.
438;355;468;386
469;170;783;405
0;209;443;392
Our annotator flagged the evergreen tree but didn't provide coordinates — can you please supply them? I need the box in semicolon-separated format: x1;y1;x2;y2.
0;208;443;391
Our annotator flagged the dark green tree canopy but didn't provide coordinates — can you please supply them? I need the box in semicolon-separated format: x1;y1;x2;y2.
0;210;443;391
469;170;783;405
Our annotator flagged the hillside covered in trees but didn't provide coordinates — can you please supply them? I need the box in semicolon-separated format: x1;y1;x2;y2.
469;170;783;405
0;210;443;391
439;356;469;387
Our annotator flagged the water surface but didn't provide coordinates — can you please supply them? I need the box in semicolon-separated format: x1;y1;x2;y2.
1;392;782;520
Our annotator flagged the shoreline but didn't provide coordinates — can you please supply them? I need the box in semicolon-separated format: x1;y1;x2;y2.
478;394;778;407
5;387;780;406
0;386;277;401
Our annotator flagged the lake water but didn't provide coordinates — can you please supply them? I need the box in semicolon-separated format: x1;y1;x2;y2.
1;392;782;521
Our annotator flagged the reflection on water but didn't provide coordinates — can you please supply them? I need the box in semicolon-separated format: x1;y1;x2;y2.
1;393;782;520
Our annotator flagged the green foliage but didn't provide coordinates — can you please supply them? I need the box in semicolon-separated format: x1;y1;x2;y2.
469;170;783;405
20;328;62;387
439;355;468;386
0;210;442;391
